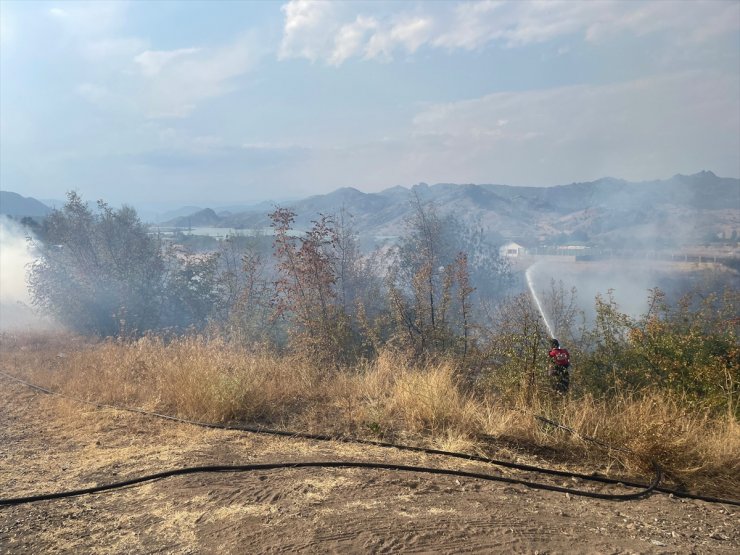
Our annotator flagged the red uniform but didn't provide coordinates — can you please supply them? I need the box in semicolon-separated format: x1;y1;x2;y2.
549;347;570;367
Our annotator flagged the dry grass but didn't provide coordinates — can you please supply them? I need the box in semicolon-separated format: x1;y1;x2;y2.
1;331;738;497
551;393;740;493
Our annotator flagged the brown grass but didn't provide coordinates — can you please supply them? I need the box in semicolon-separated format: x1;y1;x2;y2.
1;331;738;497
552;393;740;492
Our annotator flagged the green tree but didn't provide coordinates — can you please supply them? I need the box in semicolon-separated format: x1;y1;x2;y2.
482;292;551;404
628;288;739;416
578;290;639;395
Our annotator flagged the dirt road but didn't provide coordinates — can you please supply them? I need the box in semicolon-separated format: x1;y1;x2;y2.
1;379;737;554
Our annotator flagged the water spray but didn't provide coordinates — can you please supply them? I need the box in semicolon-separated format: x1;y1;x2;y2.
526;264;554;338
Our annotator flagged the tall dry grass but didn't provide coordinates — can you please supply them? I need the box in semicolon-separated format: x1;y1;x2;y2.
551;393;740;493
1;331;738;497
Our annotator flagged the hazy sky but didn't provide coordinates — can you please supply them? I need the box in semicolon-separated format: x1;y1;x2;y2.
1;0;739;206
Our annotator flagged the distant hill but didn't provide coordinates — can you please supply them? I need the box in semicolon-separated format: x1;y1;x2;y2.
0;191;52;218
153;206;204;223
165;208;222;228
162;171;740;247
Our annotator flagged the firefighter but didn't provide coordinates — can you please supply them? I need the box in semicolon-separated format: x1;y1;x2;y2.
548;338;570;394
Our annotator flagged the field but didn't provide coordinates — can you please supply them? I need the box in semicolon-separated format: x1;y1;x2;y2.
1;332;738;553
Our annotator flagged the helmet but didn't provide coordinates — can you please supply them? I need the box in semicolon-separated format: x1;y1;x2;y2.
550;338;559;348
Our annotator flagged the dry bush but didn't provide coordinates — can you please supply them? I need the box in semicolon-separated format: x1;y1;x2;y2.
389;361;479;436
479;401;543;444
337;352;482;439
304;350;483;441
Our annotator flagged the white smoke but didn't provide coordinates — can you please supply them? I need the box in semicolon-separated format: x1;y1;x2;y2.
0;217;55;330
526;258;666;328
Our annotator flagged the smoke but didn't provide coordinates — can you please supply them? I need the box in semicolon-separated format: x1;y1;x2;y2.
526;258;682;329
0;217;56;330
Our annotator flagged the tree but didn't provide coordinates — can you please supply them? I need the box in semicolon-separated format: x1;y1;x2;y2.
390;195;452;355
455;222;511;300
388;195;489;359
454;252;476;359
542;279;584;348
482;292;551;404
333;207;362;314
627;287;739;416
29;192;165;335
577;290;638;396
270;207;354;363
160;245;221;331
216;232;278;346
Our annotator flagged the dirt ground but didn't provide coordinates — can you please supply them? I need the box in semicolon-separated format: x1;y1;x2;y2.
1;379;737;554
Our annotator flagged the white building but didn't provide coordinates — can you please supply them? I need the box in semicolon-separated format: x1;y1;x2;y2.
500;242;526;258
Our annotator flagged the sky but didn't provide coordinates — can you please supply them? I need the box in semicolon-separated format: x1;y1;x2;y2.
1;0;739;207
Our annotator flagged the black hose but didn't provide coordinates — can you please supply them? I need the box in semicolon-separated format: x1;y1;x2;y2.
1;370;737;507
0;460;654;507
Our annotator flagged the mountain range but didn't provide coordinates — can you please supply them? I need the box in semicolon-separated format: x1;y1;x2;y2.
161;171;740;247
3;172;738;247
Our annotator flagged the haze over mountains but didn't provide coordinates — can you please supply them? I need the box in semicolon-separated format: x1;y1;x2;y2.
161;171;739;247
3;171;738;247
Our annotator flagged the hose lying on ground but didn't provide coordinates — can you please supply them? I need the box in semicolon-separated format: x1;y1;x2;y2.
0;461;656;507
1;370;736;507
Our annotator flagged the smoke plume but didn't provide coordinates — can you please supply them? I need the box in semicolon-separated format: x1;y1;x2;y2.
0;217;55;330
